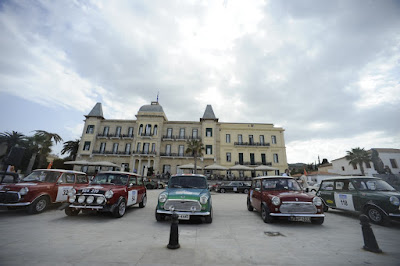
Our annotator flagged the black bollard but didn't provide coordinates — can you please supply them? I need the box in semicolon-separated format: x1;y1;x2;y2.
359;214;382;253
167;211;180;249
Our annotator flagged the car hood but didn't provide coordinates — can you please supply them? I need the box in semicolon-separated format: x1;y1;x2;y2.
166;188;208;200
1;182;51;192
268;191;314;202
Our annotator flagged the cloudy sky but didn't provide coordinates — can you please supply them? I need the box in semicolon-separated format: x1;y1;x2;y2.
0;0;399;164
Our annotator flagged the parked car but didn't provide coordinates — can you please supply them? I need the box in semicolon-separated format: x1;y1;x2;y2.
317;176;400;225
0;169;88;214
247;176;325;224
215;181;251;193
306;182;321;193
0;171;20;184
64;171;147;218
155;174;212;223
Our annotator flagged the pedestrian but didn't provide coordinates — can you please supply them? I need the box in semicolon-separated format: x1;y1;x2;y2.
282;169;290;176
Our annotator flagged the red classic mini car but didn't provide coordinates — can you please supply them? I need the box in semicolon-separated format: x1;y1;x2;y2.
0;169;88;214
247;176;325;224
64;171;147;218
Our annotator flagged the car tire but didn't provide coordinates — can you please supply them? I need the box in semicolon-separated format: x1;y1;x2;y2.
261;204;274;223
113;198;126;218
155;209;165;222
204;207;213;223
366;206;385;225
220;188;226;193
65;207;80;216
311;217;324;225
27;196;49;214
139;194;147;208
247;198;254;211
243;188;249;194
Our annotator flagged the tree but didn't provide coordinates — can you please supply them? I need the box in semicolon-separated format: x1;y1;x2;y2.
185;139;204;174
61;140;80;160
345;147;371;176
0;131;26;155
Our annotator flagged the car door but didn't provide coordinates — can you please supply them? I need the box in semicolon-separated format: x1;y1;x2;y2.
318;180;335;208
136;176;146;203
332;180;356;211
251;179;262;211
127;175;139;206
55;173;75;202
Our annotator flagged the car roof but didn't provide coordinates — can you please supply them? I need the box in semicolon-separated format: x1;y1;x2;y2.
33;169;87;175
98;171;142;177
252;175;293;180
321;176;382;181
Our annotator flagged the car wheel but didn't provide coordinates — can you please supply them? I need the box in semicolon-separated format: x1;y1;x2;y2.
204;207;213;223
243;188;249;194
139;194;147;208
311;217;324;225
65;207;80;216
366;206;385;225
113;199;126;218
155;209;165;222
261;204;274;223
27;196;49;214
247;198;254;211
220;188;226;193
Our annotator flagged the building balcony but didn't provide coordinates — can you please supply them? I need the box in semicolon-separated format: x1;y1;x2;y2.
138;133;155;138
121;134;134;139
161;135;202;141
234;161;272;166
132;151;157;156
97;133;124;139
159;152;194;158
234;142;270;147
92;150;131;156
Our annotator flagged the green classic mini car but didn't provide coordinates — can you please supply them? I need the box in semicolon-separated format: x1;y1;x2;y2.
155;174;212;223
317;176;400;225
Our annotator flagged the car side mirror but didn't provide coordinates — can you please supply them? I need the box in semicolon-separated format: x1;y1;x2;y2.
255;187;260;192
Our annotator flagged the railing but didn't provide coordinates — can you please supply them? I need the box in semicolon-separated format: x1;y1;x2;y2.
234;162;272;166
139;133;154;137
162;135;202;141
234;142;270;147
92;150;131;156
98;134;134;139
132;151;157;156
159;152;194;158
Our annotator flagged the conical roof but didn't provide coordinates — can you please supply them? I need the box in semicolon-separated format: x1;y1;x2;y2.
86;102;104;119
201;105;218;121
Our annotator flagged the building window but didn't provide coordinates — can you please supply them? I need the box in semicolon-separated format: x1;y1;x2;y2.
179;145;184;156
271;135;277;144
100;142;106;153
138;124;143;135
273;154;279;163
112;143;119;154
260;135;265;144
390;159;398;168
226;134;231;143
115;126;121;136
153;125;158;136
226;152;231;162
206;128;212;137
239;153;244;164
136;142;141;152
143;143;149;154
342;166;345;171
261;154;266;164
249;135;254;144
125;143;131;153
163;165;171;174
167;128;173;138
145;124;152;136
86;125;95;134
250;153;255;165
365;162;371;168
151;143;156;152
83;141;91;151
238;134;243;144
275;170;280;175
121;163;129;171
179;128;185;139
103;126;109;136
206;145;212;155
352;164;357;170
192;129;198;138
128;127;134;137
166;144;171;155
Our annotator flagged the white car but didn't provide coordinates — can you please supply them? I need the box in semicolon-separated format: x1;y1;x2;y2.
306;182;321;193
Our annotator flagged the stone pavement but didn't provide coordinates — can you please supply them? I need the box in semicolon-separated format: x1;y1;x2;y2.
0;189;399;265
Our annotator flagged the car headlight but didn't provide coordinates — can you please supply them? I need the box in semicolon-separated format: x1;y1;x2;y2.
200;195;209;205
313;197;322;206
272;196;280;206
86;196;94;204
68;189;76;197
69;195;76;203
96;197;104;204
78;195;85;203
390;196;400;206
19;187;29;195
105;190;114;199
159;193;167;203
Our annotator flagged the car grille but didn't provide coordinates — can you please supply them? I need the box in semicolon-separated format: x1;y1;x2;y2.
0;191;20;203
164;199;201;212
280;202;317;214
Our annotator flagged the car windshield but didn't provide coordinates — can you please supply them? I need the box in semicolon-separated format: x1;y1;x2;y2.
23;171;60;183
91;173;129;185
262;178;302;191
352;179;396;191
169;176;207;189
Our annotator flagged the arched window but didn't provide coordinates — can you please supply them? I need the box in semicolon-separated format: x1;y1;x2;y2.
145;124;152;136
138;124;143;135
153;125;158;136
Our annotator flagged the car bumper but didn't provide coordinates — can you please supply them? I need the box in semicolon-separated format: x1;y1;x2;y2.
270;213;325;217
69;204;105;210
0;202;31;207
156;209;210;216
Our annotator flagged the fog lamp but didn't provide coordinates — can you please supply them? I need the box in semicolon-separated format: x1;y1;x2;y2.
86;196;94;204
78;195;85;203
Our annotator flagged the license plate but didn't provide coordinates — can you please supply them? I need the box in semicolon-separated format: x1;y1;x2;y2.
178;214;190;220
289;216;310;222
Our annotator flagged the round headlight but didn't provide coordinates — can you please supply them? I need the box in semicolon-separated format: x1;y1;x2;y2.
69;195;76;203
78;195;85;203
313;197;322;206
390;196;400;206
96;197;104;204
86;196;94;204
159;193;167;203
19;187;29;196
105;190;114;199
272;196;281;206
68;189;76;197
200;195;209;205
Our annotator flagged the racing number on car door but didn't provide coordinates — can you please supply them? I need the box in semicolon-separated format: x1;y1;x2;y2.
55;173;75;202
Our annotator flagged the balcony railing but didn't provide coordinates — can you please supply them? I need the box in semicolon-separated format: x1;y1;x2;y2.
92;150;131;156
234;162;272;166
132;151;157;156
97;133;134;139
234;142;270;147
159;152;193;158
162;135;202;141
139;133;155;138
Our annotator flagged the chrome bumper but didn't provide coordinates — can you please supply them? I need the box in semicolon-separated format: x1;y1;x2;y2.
270;213;325;217
156;209;210;216
0;202;31;207
389;213;400;217
69;204;104;210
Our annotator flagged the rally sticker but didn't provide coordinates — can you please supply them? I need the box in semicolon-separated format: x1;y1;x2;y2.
128;190;138;206
56;186;73;202
334;193;355;211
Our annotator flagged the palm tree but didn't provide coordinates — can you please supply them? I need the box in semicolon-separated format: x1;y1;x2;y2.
345;147;371;176
61;140;80;160
32;130;63;169
0;131;26;155
185;139;204;174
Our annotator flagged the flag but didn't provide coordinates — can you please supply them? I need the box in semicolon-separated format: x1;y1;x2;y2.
304;168;308;176
47;162;53;169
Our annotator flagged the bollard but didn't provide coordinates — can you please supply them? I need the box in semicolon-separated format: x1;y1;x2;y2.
167;211;180;249
359;214;382;253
